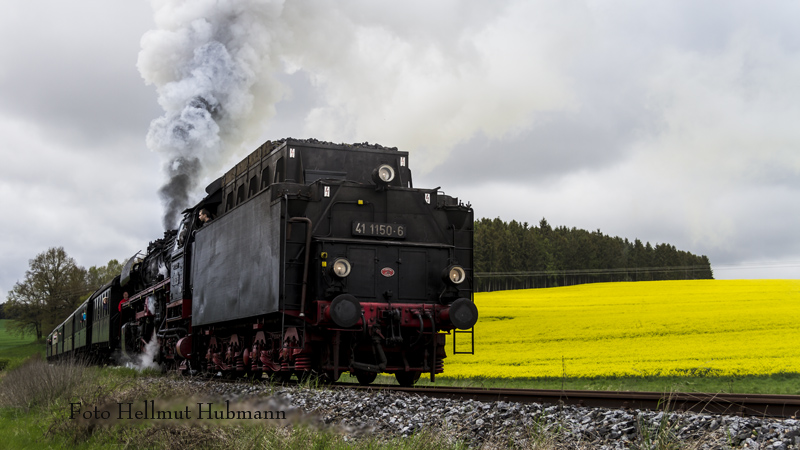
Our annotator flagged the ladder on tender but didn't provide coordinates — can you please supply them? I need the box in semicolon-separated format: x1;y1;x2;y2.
452;326;475;354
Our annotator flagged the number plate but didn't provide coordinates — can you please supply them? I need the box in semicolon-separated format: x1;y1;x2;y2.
352;222;406;239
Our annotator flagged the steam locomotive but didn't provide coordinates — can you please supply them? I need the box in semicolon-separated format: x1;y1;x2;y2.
46;138;477;386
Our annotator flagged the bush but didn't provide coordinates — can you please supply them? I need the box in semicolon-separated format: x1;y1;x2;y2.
0;355;97;412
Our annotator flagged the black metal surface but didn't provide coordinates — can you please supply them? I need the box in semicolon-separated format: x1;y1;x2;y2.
191;191;282;326
303;181;472;306
286;139;411;187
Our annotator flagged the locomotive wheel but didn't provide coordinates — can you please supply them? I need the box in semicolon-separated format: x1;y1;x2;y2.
354;370;378;385
394;371;421;387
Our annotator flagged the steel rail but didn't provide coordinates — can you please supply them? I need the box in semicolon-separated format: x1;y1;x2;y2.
204;377;800;418
334;384;800;419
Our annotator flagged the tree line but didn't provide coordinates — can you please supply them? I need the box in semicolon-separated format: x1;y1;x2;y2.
473;218;713;292
4;247;122;340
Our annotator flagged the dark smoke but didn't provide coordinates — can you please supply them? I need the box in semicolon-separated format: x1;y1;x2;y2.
144;42;234;229
151;94;217;229
159;156;201;230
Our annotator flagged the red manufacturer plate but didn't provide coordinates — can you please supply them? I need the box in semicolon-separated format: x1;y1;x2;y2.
381;267;395;277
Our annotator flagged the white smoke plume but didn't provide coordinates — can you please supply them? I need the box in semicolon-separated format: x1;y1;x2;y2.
138;0;285;229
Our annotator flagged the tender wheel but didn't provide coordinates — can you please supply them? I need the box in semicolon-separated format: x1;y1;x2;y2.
394;371;421;387
354;371;378;385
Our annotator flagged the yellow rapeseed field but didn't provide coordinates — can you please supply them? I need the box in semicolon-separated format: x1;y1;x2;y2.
445;280;800;378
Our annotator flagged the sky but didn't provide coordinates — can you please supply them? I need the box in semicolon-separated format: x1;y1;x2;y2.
1;0;799;301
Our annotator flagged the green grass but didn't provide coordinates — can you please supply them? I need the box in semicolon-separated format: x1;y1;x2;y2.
374;372;800;395
0;408;106;450
0;408;469;450
0;320;46;371
0;320;37;350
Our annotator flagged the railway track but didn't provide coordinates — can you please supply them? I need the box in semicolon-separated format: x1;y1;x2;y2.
334;383;800;419
181;375;800;447
211;375;800;419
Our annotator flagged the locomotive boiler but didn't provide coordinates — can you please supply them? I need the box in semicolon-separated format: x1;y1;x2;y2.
47;138;477;386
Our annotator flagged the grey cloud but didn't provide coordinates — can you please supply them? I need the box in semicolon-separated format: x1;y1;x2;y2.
0;1;160;146
428;86;660;188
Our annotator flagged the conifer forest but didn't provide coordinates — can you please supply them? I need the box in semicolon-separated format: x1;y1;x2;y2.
474;218;713;292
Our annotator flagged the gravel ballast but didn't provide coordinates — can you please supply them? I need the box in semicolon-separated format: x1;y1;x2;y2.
163;377;800;449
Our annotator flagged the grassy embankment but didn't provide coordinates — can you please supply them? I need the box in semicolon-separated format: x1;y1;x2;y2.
0;358;469;450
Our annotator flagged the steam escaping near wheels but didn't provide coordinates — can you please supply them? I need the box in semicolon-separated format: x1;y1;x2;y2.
122;330;161;372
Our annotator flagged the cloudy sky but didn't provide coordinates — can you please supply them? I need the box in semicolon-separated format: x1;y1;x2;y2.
2;0;799;301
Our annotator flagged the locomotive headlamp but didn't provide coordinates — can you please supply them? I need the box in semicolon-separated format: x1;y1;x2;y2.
443;265;466;285
372;164;395;185
331;258;352;277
